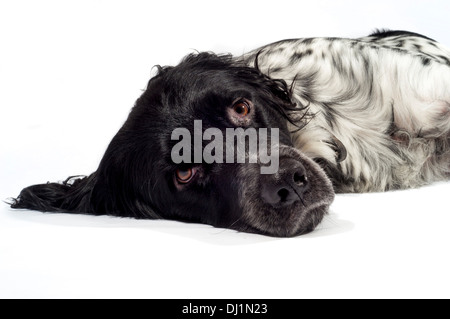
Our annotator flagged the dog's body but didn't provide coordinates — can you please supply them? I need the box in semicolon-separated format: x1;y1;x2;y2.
11;30;450;237
243;30;450;192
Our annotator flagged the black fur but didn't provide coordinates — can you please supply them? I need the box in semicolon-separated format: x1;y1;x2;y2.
369;29;436;42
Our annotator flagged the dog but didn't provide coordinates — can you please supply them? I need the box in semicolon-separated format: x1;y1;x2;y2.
10;30;450;237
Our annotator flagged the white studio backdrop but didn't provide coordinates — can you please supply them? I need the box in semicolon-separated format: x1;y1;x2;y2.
0;0;449;298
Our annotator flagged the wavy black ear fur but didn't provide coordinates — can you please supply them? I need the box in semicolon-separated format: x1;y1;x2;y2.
10;104;161;219
10;174;96;214
11;122;161;219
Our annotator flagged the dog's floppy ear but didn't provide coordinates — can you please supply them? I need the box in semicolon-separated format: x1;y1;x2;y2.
10;137;160;219
87;121;161;219
10;173;98;215
11;108;160;219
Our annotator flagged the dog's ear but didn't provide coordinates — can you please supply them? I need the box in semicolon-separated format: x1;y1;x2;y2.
11;115;160;219
87;123;161;219
10;140;160;219
10;173;98;214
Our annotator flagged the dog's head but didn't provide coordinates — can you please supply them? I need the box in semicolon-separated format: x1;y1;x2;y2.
88;53;334;237
12;52;334;237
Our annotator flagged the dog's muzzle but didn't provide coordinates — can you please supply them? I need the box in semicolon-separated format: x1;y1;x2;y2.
238;145;335;237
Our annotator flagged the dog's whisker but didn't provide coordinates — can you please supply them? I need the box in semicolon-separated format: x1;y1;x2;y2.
227;216;245;230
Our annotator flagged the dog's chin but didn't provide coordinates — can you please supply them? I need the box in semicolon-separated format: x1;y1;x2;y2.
240;192;332;237
241;202;329;237
237;146;335;237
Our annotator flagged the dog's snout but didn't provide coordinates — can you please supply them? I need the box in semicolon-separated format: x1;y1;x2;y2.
261;160;309;207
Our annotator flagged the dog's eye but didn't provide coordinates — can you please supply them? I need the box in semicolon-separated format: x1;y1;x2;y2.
232;100;250;117
175;168;194;184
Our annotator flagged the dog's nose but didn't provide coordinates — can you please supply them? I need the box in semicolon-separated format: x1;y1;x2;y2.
261;160;309;207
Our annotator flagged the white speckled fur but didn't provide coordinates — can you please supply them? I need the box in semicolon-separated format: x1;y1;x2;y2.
241;32;450;192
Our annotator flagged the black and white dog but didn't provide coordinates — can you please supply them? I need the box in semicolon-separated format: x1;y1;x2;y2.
11;30;450;237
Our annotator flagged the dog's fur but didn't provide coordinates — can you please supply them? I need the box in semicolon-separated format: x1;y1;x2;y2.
10;30;450;237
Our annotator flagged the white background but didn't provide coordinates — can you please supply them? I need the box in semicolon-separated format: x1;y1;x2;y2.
1;0;449;298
